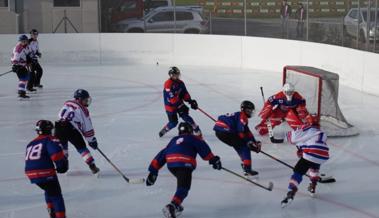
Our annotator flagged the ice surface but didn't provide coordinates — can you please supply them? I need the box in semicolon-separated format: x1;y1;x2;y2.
0;64;378;218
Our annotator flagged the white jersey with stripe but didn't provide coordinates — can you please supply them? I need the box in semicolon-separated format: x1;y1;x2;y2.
286;126;329;165
58;100;95;142
28;39;39;60
11;43;30;66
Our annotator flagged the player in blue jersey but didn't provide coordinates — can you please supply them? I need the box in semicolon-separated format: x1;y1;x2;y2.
147;122;222;218
213;100;262;176
158;66;202;138
25;120;68;218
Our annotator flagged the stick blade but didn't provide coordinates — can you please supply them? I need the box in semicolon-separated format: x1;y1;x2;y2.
267;181;274;191
128;178;145;184
319;176;336;183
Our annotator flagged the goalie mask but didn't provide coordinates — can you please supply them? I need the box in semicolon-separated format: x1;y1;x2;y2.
282;83;295;101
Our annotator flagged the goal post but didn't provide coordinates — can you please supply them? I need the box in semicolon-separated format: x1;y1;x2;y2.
283;65;359;137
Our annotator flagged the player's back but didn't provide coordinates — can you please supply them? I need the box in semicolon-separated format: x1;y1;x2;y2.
214;112;246;133
296;127;329;164
164;134;207;169
25;136;61;183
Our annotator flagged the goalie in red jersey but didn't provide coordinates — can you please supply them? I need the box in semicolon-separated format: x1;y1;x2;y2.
255;83;311;136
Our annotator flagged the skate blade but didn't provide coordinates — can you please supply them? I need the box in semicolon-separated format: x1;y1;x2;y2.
244;174;259;181
162;208;173;218
281;199;293;208
309;192;316;198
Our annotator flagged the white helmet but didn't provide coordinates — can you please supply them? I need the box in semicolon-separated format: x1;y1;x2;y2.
282;83;295;101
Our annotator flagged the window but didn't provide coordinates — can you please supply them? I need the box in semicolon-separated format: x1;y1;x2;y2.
176;12;193;21
151;11;173;22
0;0;8;7
349;10;358;19
54;0;80;7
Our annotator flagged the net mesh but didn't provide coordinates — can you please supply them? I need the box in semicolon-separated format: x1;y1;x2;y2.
284;66;359;137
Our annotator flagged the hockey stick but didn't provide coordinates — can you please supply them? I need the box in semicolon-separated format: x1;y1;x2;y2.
260;150;336;183
97;148;145;184
222;167;273;191
198;108;217;122
0;70;12;77
259;87;284;143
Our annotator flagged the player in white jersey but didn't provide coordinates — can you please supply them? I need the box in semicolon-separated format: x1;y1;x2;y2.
28;29;44;89
11;35;32;98
54;89;100;174
280;115;329;207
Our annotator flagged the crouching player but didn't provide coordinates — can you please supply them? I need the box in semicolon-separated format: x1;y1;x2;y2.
146;122;222;218
255;83;310;136
280;115;329;208
25;120;68;218
213;100;262;176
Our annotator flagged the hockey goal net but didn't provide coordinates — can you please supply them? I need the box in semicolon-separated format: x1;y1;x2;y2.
283;65;359;137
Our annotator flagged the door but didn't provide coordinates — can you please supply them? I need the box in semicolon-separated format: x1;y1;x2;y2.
145;11;174;32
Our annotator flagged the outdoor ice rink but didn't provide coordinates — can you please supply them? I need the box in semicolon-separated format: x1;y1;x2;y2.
0;64;378;218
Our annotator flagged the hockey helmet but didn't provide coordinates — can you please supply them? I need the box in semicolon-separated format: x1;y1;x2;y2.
168;66;181;78
240;100;255;118
178;122;194;135
18;34;28;42
36;120;54;135
282;83;295;101
30;29;39;35
74;89;91;106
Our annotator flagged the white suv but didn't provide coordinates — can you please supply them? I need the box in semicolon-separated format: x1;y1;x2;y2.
344;8;379;42
116;6;209;34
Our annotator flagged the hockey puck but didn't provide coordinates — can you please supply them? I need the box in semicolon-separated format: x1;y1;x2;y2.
321;173;326;176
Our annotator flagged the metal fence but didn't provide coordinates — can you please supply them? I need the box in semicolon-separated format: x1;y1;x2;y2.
2;0;378;53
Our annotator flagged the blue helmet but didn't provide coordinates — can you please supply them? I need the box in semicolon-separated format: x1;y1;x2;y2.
74;89;90;100
18;34;28;42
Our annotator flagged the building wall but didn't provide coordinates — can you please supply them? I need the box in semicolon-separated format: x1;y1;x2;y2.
0;0;98;34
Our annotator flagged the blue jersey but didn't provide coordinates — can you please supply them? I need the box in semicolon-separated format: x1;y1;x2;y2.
213;112;255;142
148;134;215;174
163;79;191;112
25;135;67;184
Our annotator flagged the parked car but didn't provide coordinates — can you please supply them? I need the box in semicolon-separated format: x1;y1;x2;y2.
115;6;209;34
344;8;379;42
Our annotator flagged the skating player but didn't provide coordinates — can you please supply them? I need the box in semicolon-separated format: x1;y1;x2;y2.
280;115;329;207
25;120;68;218
147;122;222;218
54;89;100;174
11;35;32;98
28;29;44;89
213;100;262;176
255;83;311;135
159;66;202;138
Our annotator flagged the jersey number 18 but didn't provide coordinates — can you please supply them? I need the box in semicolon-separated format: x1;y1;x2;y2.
25;143;43;160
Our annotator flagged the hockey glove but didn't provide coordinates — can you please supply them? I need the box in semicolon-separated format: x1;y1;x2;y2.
209;156;222;170
36;52;42;58
247;141;261;153
146;173;158;186
56;159;69;174
12;65;20;72
189;99;198;110
88;137;98;150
